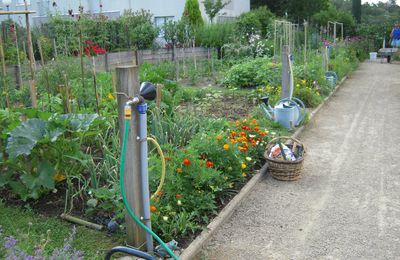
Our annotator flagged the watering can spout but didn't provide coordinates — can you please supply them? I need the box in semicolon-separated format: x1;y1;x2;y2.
260;96;274;120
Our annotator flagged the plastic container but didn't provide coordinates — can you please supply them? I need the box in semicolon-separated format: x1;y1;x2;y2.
369;52;377;61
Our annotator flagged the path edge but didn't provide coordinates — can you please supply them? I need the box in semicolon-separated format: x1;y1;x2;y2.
179;76;348;260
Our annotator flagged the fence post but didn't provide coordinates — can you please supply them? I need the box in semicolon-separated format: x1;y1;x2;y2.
281;45;290;99
116;65;146;249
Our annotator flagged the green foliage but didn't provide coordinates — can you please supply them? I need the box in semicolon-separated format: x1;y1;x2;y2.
183;0;204;29
312;5;356;36
222;57;281;88
202;0;231;23
352;0;362;23
1;112;101;201
196;22;235;49
120;9;159;50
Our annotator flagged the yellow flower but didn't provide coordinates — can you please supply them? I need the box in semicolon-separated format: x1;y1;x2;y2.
107;93;115;100
54;172;66;183
223;144;230;150
242;172;247;177
241;163;247;169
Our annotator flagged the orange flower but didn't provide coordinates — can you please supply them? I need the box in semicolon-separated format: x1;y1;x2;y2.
230;139;237;144
216;135;222;140
240;132;246;137
206;160;214;168
175;194;182;199
231;131;236;137
165;157;172;161
176;168;183;173
254;126;259;132
183;158;191;166
150;205;157;212
223;144;230;150
241;125;247;130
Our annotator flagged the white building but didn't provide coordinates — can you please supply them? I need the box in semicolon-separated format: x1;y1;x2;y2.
0;0;250;26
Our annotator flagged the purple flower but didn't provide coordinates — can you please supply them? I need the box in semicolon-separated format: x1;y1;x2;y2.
4;236;17;250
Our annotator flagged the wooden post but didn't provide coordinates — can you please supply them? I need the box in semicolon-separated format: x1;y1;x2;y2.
11;22;22;88
53;38;58;59
64;36;68;56
104;52;109;72
92;56;100;115
24;0;37;107
0;31;10;108
304;21;308;79
281;45;290;99
38;39;51;109
322;46;328;72
192;39;197;71
116;65;146;249
59;84;71;114
156;84;162;109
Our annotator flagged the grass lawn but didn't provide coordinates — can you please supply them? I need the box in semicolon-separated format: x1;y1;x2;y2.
0;201;123;259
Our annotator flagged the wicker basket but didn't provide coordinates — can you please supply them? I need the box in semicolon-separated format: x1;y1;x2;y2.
264;136;306;181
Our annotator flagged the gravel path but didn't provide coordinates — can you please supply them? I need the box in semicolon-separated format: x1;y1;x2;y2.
197;61;400;259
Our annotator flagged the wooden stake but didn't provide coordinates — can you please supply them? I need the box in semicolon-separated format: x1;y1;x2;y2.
156;84;163;109
92;56;100;115
23;0;37;108
38;39;51;109
53;38;57;59
0;31;9;108
116;65;146;249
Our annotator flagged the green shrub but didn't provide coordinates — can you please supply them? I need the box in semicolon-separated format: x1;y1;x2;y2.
222;57;281;88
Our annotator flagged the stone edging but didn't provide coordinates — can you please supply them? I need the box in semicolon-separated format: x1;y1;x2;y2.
179;75;348;260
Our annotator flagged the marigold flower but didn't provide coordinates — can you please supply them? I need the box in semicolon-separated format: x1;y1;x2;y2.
254;126;259;132
223;144;230;150
240;132;246;137
216;135;222;140
206;160;214;168
241;163;247;169
241;125;247;130
107;93;114;100
242;172;247;177
176;168;183;173
150;205;157;212
175;194;182;199
231;131;236;137
183;158;191;166
165;157;172;161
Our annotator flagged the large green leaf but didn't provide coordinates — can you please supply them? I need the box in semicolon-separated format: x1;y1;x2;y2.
6;119;47;159
55;114;99;132
21;161;56;191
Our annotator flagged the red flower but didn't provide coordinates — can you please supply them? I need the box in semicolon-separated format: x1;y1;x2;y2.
183;158;191;166
175;194;182;199
206;160;214;168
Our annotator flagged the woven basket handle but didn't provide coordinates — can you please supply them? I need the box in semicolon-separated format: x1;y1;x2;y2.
266;136;306;152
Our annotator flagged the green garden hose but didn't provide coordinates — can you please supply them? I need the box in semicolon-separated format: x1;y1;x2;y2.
120;118;180;260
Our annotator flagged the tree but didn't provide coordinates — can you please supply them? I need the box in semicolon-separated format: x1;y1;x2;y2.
202;0;231;23
183;0;204;29
352;0;361;23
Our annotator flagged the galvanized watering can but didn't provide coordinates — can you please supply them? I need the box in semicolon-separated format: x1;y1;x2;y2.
260;96;306;128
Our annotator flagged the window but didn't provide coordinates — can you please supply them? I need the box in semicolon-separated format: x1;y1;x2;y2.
154;16;174;37
17;0;30;6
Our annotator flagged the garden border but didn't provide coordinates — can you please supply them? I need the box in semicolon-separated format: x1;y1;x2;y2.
179;75;348;260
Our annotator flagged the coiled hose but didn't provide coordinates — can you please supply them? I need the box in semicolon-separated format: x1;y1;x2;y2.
120;118;179;260
147;137;166;200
